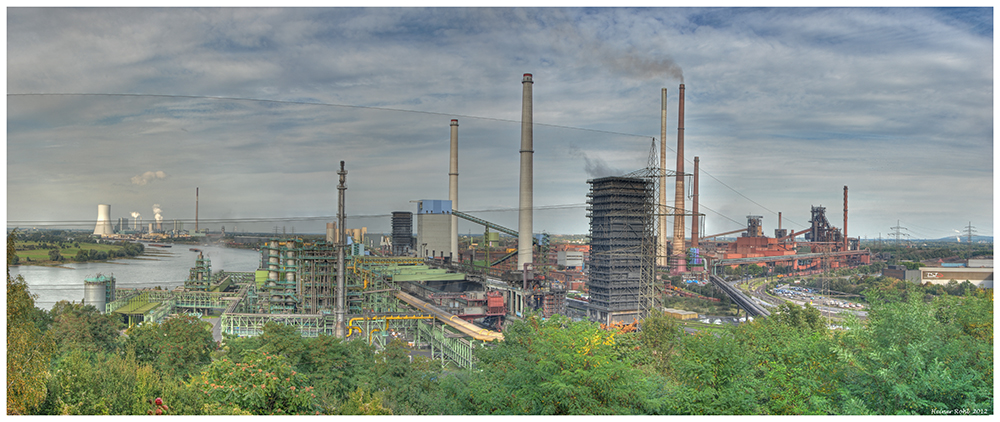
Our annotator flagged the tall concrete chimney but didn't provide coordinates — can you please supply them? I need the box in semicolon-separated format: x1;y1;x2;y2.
518;73;534;270
195;187;199;233
335;161;347;338
692;156;700;251
672;84;687;273
450;119;459;260
843;185;848;251
658;88;668;267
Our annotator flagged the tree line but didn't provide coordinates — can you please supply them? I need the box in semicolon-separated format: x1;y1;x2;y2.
7;232;993;415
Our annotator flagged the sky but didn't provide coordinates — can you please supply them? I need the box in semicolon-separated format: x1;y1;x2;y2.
5;7;994;240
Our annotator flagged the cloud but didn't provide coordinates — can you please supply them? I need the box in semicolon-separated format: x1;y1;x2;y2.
4;8;993;237
131;171;167;186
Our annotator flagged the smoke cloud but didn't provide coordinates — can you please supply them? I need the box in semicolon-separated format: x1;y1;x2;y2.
550;21;683;82
131;170;167;186
570;146;622;178
601;47;684;83
152;204;163;223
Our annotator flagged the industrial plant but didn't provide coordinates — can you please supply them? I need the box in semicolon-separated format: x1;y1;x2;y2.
83;74;878;369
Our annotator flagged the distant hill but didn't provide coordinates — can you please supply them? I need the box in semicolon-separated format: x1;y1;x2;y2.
931;235;993;243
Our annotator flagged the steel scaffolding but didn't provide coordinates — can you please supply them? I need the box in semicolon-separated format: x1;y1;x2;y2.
391;212;413;256
586;176;655;323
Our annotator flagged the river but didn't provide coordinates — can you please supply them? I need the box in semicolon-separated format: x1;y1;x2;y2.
10;244;262;311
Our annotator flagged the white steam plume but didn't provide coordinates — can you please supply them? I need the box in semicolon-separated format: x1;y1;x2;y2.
152;204;163;223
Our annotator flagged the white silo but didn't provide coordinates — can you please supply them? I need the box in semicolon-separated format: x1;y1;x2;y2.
93;204;113;236
83;274;115;313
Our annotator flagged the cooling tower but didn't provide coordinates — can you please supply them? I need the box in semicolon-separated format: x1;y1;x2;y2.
93;204;113;236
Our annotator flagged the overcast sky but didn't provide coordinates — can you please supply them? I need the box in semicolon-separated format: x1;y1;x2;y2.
6;7;993;240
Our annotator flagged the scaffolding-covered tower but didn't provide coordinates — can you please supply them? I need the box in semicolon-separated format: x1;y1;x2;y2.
586;176;655;325
391;211;413;256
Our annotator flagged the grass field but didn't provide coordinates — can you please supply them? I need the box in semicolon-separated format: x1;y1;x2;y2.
14;241;130;266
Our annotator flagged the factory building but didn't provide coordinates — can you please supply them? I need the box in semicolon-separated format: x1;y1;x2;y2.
557;250;584;269
416;200;452;259
882;265;922;282
586;176;654;325
918;267;993;288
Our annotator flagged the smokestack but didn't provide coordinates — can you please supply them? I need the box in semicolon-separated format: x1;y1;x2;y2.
692;156;700;250
450;119;459;260
335;161;347;338
658;88;668;267
672;84;686;273
843;185;848;251
518;73;534;270
779;212;783;230
93;204;113;236
195;187;199;233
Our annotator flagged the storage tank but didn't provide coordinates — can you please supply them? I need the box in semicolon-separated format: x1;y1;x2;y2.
83;274;115;313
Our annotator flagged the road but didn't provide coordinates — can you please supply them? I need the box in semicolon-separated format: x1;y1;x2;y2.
733;277;868;320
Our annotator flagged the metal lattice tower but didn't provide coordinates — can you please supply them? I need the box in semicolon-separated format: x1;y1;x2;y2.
890;220;910;244
964;221;977;243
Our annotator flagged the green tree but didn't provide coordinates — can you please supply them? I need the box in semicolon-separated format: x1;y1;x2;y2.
833;291;993;414
124;315;216;380
47;301;123;354
39;347;199;415
336;387;393;415
199;350;319;415
222;322;379;407
458;315;659;414
771;302;825;331
639;313;684;375
7;230;55;414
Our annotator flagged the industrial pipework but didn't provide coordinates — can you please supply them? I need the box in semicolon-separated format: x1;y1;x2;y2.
658;88;668;267
518;73;534;269
672;84;687;272
449;119;459;260
335;161;347;338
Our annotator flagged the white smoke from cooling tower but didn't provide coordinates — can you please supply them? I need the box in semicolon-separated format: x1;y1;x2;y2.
131;212;141;230
93;204;113;236
153;204;164;230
